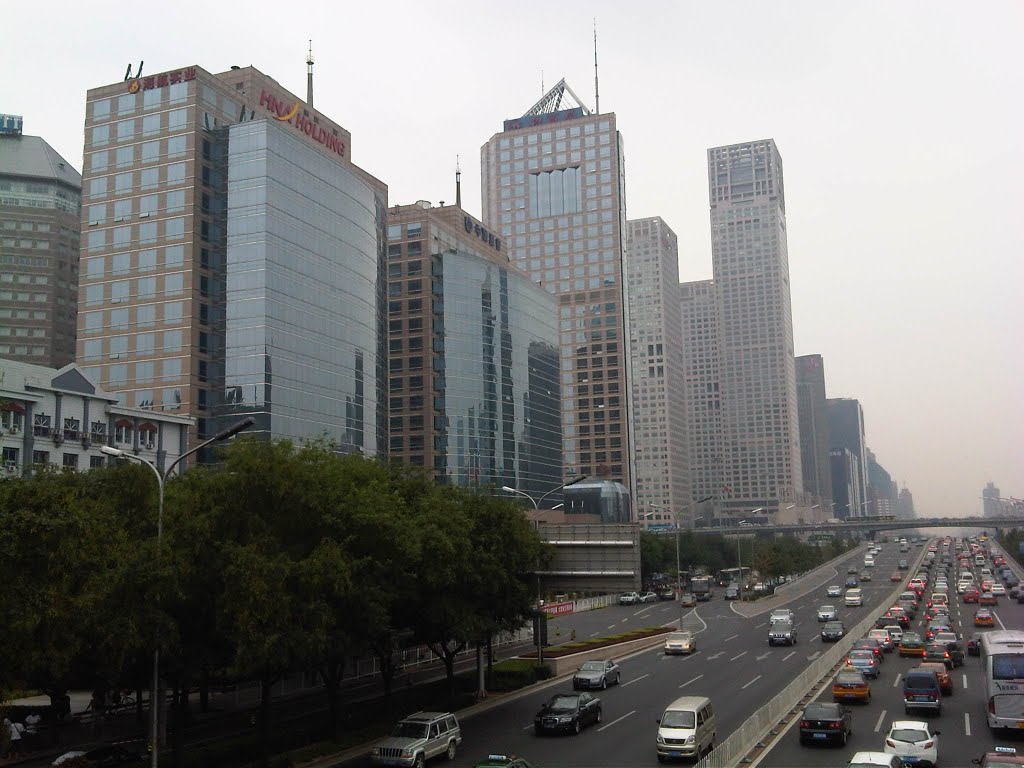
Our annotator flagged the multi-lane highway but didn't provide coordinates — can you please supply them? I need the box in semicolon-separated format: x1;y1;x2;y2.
446;543;928;767
755;540;1024;768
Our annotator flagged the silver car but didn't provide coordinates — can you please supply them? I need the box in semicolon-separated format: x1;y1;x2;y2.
817;605;838;622
619;591;640;605
370;712;461;768
664;631;697;655
573;659;621;689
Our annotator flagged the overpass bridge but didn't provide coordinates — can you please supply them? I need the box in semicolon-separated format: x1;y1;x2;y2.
681;515;1024;537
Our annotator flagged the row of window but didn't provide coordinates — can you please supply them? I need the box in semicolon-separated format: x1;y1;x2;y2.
89;108;190;148
87;164;189;199
87;189;187;224
81;330;186;358
83;245;186;277
89;134;188;172
81;301;186;332
1;448;106;471
82;273;187;306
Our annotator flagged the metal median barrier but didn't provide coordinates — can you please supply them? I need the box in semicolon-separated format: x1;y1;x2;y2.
695;544;928;768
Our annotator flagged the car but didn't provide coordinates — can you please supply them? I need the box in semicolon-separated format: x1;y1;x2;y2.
827;585;844;598
848;565;859;574
931;634;965;666
572;659;620;690
973;746;1024;767
852;638;885;661
847;751;906;767
533;692;602;734
884;720;939;768
639;591;659;604
768;620;798;646
868;628;894;652
657;587;677;601
51;745;144;767
818;605;839;622
975;609;996;627
903;668;942;714
770;608;795;624
967;635;982;656
846;576;860;588
899;559;910;570
884;624;904;643
472;756;538;768
891;572;903;582
832;666;871;702
680;593;697;608
821;621;846;642
724;585;740;600
918;661;953;695
663;631;697;655
799;702;852;746
619;592;640;605
992;584;1007;597
371;712;462;767
860;570;873;581
846;649;880;678
981;592;998;606
964;587;981;603
925;623;953;642
898;631;926;657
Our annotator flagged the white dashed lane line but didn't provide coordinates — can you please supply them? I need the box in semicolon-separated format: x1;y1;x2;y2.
724;634;739;642
597;710;635;732
965;712;972;737
874;709;887;732
622;674;649;686
679;674;704;689
783;651;796;661
730;651;747;661
741;675;762;690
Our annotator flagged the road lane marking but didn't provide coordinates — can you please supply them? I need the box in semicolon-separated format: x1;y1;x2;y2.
679;674;704;688
741;674;762;690
893;673;902;687
996;610;1006;630
622;674;649;687
874;709;887;732
608;624;618;629
962;673;968;689
730;651;747;661
783;651;796;661
597;709;635;731
589;632;600;638
724;634;739;642
965;712;971;736
807;651;820;660
522;723;534;730
756;652;771;661
706;652;724;660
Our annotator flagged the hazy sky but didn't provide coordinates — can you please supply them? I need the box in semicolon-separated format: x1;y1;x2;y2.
3;0;1021;517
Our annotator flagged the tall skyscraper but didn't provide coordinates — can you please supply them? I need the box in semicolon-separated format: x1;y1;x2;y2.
0;115;81;368
708;139;802;521
827;398;868;516
896;486;916;519
77;65;387;454
386;201;562;497
829;447;862;521
481;79;634;496
866;449;898;518
625;217;690;527
795;354;833;505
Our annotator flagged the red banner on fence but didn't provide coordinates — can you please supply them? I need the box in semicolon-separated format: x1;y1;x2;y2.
541;601;574;616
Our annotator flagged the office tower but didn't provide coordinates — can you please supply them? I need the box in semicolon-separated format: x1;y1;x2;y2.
896;486;916;519
78;64;387;454
827;398;868;516
865;449;898;518
480;79;634;496
708;139;802;520
983;481;1002;518
625;217;690;527
795;354;833;504
680;279;722;525
386;201;561;497
0;115;81;367
829;447;862;521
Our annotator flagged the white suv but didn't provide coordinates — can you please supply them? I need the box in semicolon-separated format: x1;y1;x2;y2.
371;712;461;768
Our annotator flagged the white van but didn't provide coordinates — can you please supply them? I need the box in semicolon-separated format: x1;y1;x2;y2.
656;695;716;761
845;588;863;607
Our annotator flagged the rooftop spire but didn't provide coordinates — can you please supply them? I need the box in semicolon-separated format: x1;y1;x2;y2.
522;78;591;117
306;40;314;108
455;155;462;209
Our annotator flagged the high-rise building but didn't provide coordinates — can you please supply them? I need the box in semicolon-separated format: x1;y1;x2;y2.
680;279;721;525
829;447;862;521
866;448;898;518
77;65;387;454
827;398;869;516
983;481;1001;517
386;200;562;497
896;486;916;519
707;139;802;521
480;79;634;496
795;354;833;504
625;217;689;527
0;115;81;368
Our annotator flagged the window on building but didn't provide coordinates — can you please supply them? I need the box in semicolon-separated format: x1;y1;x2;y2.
63;453;78;469
33;413;51;438
32;450;49;466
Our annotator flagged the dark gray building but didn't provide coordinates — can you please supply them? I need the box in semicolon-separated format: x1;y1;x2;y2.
563;479;632;523
796;354;832;505
830;447;861;520
827;398;868;516
866;449;898;518
0;117;82;368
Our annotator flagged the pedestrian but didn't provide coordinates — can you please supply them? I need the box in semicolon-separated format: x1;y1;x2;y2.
5;717;25;758
23;709;41;752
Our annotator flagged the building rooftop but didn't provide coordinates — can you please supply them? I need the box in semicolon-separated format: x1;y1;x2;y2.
0;134;81;187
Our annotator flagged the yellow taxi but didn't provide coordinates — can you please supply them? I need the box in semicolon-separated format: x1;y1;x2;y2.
832;665;871;702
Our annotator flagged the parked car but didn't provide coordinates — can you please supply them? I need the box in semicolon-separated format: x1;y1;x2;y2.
798;702;852;746
572;659;620;690
534;693;602;735
619;592;640;606
884;720;940;767
639;591;659;604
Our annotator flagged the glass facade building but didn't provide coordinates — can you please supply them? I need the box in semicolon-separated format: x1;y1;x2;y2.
387;203;561;498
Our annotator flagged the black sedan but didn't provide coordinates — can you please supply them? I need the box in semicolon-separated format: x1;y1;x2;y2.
534;692;602;735
798;702;852;746
821;621;846;642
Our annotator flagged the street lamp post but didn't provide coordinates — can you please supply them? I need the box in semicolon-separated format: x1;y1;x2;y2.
101;416;254;767
647;496;714;627
501;474;589;510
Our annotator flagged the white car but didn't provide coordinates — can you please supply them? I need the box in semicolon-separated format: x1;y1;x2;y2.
992;584;1007;597
883;624;904;643
664;630;697;655
619;591;640;605
827;585;844;598
884;720;939;767
770;608;795;624
847;751;907;768
817;605;839;622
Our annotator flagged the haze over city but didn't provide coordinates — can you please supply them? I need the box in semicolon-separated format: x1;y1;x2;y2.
2;0;1021;516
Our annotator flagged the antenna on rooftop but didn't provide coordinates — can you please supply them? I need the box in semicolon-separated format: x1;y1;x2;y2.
455;155;462;209
593;19;600;115
306;40;314;108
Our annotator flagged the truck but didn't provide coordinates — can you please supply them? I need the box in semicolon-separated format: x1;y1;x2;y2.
691;576;713;602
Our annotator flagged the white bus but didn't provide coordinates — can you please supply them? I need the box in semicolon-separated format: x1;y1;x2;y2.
981;631;1024;730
